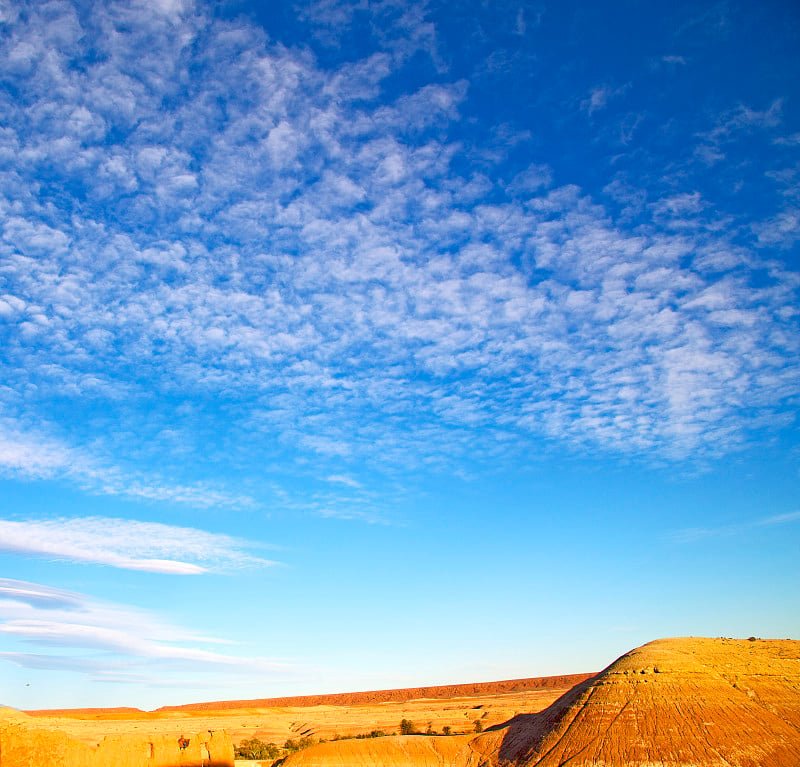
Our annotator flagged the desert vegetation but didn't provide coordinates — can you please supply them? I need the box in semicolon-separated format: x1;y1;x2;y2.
235;737;282;760
234;735;317;762
8;639;799;767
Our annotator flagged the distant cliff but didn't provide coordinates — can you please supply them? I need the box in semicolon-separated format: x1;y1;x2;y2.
153;674;594;713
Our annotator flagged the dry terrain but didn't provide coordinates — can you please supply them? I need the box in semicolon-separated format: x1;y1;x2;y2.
282;637;800;767
3;638;799;766
20;674;591;748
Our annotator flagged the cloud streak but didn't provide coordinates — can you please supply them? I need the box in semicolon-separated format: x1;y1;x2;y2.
0;517;275;573
673;510;800;543
0;578;290;676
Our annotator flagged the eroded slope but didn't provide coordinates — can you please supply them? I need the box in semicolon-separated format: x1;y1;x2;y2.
281;638;800;767
477;637;800;767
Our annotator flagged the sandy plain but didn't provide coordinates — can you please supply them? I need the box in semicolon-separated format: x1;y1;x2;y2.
22;674;592;748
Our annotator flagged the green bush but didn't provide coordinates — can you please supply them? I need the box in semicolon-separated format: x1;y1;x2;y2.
400;719;418;735
234;737;280;760
284;736;315;752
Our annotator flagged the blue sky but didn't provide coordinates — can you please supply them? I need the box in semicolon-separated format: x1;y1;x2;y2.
0;0;798;710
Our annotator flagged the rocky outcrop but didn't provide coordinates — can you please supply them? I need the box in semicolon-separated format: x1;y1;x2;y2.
0;708;234;767
6;638;799;767
281;638;800;767
474;637;800;767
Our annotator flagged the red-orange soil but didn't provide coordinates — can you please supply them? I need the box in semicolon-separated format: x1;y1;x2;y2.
5;638;799;767
283;638;800;767
19;674;592;747
0;707;233;767
152;675;594;713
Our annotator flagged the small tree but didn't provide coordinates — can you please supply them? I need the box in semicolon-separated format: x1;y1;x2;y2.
473;720;483;733
284;737;315;752
400;719;418;735
442;726;452;736
235;738;280;760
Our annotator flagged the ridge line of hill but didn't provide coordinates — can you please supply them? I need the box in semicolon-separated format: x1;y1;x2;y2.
24;673;595;717
23;674;596;717
152;673;596;713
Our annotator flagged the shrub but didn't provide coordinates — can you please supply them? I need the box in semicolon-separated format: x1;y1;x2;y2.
400;719;418;735
442;726;452;736
284;737;315;752
473;720;483;733
235;737;280;760
355;730;386;739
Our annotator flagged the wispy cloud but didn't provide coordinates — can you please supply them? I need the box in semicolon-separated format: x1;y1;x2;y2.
0;579;290;676
0;517;275;573
0;419;254;510
673;510;800;543
581;83;628;115
326;474;362;488
695;99;783;164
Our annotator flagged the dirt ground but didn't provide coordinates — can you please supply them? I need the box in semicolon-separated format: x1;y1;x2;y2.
23;675;593;748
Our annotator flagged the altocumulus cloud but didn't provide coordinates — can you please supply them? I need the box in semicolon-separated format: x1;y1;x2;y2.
0;517;276;574
0;0;797;509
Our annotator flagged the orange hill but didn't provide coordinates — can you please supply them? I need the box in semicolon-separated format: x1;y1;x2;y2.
9;637;800;767
19;672;593;748
282;637;800;767
495;636;800;767
147;674;593;713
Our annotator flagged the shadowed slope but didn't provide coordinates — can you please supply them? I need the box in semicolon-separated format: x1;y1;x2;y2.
475;637;800;767
281;638;800;767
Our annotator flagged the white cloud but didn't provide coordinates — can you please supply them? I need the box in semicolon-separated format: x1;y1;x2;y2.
0;579;83;609
695;99;784;164
0;419;255;510
0;0;795;509
581;84;628;115
326;474;362;488
673;510;800;543
0;578;290;675
0;517;275;573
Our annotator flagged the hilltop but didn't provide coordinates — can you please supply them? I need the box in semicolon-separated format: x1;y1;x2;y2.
282;637;800;767
4;638;799;767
